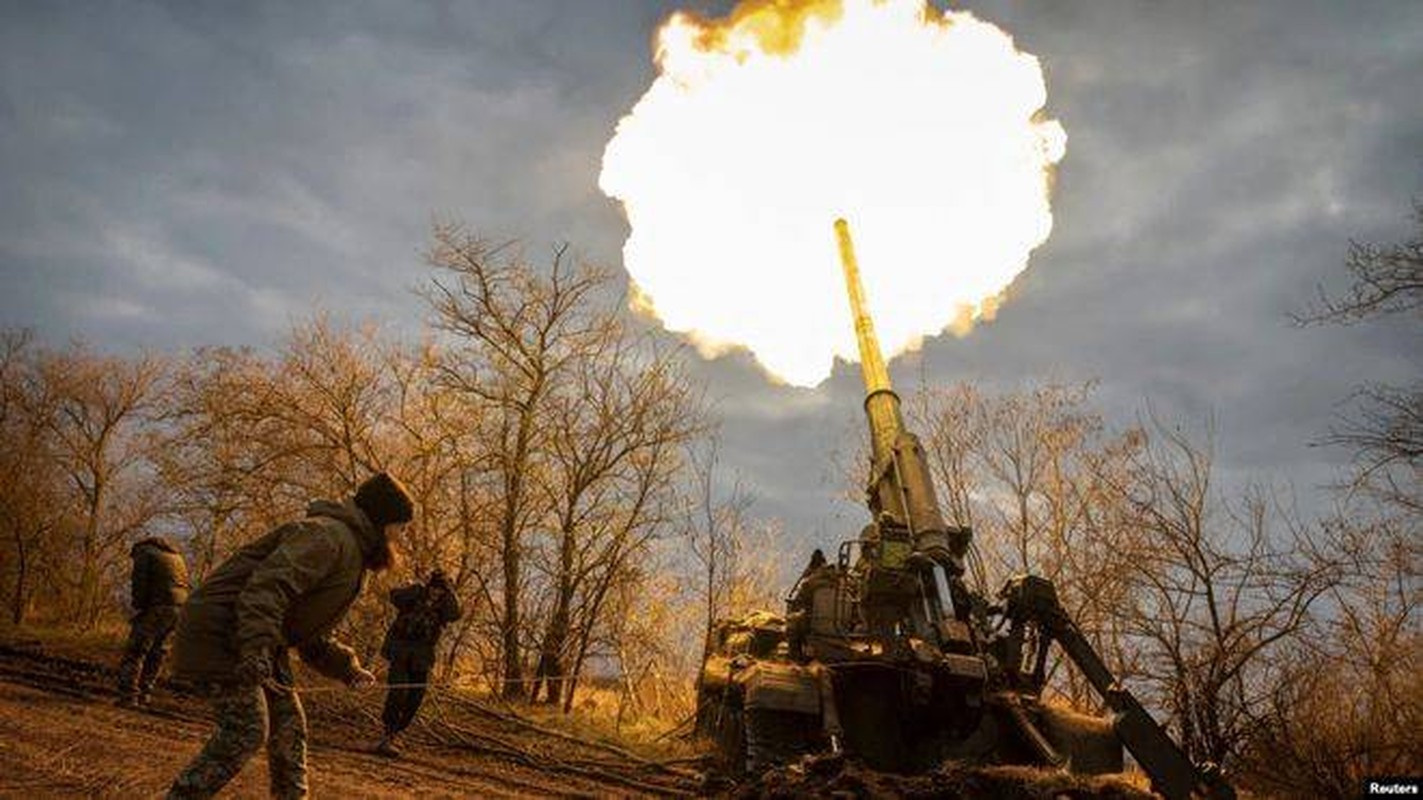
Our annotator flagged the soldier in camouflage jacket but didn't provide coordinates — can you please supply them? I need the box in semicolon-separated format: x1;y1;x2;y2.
165;472;414;800
117;536;191;705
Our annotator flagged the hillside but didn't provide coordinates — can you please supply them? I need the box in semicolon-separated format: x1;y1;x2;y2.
0;637;701;797
0;633;1161;799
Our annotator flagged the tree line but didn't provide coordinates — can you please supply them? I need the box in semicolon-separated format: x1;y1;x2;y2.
0;222;776;720
904;379;1417;796
894;206;1420;795
0;212;1418;795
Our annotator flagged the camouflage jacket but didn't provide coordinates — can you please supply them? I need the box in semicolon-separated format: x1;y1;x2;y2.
130;537;191;611
171;500;385;684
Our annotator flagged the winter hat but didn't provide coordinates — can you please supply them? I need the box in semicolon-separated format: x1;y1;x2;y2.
354;472;415;529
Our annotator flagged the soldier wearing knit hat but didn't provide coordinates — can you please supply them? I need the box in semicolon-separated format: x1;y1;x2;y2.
166;471;413;799
355;472;415;530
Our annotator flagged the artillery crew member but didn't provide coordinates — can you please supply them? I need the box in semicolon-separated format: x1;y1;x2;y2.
165;472;414;800
787;548;831;660
117;536;191;706
376;568;463;757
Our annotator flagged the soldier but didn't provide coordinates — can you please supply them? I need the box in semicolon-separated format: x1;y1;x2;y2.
376;568;462;757
786;548;828;660
117;536;191;706
165;472;414;800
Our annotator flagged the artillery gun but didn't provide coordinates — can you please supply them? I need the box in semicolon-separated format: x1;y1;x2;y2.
694;220;1235;800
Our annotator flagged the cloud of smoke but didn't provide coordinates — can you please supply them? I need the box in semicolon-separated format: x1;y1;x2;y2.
601;0;1065;387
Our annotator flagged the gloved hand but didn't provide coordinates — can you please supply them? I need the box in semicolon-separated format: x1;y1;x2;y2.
347;666;377;689
234;651;273;688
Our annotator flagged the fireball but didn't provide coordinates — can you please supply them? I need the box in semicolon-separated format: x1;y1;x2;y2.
600;0;1065;387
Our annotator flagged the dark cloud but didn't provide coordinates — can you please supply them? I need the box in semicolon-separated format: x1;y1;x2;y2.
1;0;1419;552
0;0;670;347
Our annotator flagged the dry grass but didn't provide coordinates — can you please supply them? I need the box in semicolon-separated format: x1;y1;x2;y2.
1;620;127;655
469;683;702;764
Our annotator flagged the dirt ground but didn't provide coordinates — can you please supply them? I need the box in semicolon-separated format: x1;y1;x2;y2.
733;756;1154;799
0;637;1164;798
0;639;703;798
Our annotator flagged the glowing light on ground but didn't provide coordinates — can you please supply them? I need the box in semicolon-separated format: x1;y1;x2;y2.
600;0;1065;387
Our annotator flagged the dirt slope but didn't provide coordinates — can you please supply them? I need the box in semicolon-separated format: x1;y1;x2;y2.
733;757;1154;799
0;639;1166;799
0;641;701;798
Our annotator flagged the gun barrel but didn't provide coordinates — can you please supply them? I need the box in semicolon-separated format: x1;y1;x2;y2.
835;218;891;396
834;218;959;563
836;219;903;470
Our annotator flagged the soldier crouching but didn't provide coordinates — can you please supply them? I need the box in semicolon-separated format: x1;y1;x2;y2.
165;472;414;799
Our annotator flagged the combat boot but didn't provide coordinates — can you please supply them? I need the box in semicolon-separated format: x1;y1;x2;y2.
375;733;402;758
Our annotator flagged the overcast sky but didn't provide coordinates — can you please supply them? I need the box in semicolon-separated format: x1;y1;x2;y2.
2;0;1420;554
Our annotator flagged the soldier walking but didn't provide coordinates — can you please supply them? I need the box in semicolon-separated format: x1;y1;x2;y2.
117;536;191;706
165;472;414;800
376;568;462;757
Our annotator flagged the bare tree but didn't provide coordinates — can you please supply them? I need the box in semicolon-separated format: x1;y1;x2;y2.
34;342;168;626
1323;383;1422;515
379;337;498;677
161;319;396;576
912;382;984;533
683;436;761;644
603;569;695;726
1295;202;1423;325
1241;511;1422;795
1101;417;1338;767
909;381;1145;705
1296;202;1422;515
157;322;461;662
0;331;67;625
422;222;615;697
560;436;694;713
158;346;281;577
4;259;734;714
528;335;705;707
267;316;393;496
